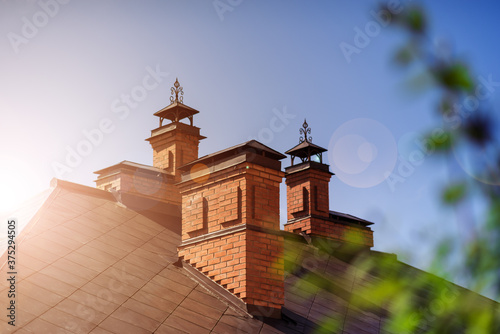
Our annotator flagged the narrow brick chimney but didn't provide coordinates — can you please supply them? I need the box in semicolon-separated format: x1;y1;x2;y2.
177;141;286;318
284;120;374;248
146;78;205;184
95;78;204;209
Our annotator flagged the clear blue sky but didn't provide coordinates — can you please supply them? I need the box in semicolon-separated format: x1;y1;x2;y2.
1;0;499;284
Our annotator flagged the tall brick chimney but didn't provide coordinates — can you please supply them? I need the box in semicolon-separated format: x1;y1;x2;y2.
284;120;374;248
177;141;286;318
95;78;204;208
146;78;206;183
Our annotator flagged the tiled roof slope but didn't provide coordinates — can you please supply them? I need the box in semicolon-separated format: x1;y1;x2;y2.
0;180;495;333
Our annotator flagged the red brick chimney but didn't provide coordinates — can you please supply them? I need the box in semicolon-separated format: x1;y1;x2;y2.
177;141;286;318
146;78;205;184
95;79;204;208
284;120;374;248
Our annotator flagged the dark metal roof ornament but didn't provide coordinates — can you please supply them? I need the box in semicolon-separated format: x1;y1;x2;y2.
170;78;184;104
299;119;312;143
286;119;327;166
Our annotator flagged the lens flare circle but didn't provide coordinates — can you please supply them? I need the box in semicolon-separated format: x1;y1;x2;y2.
190;163;210;184
328;118;397;188
453;142;500;186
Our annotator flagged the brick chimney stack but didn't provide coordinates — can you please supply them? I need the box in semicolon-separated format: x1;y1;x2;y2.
146;78;205;184
95;79;204;208
284;120;374;248
177;141;286;318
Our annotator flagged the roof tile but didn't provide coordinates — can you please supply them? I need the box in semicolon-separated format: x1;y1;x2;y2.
111;258;157;281
98;316;151;334
151;274;195;295
89;273;139;297
22;317;71;334
54;298;108;324
54;225;96;245
155;323;190;334
16;252;49;271
121;297;169;322
40;308;97;334
39;264;90;288
122;252;165;273
98;266;146;289
25;272;78;297
79;281;129;305
110;305;161;332
141;281;186;305
17;280;65;306
37;229;85;250
162;313;211;334
105;229;145;248
88;327;115;334
85;239;127;260
17;294;51;316
171;305;219;330
64;251;112;273
74;245;120;267
51;257;100;281
178;296;226;320
114;224;154;242
0;320;24;333
216;314;263;333
131;290;178;314
68;289;120;315
95;234;137;253
187;286;229;312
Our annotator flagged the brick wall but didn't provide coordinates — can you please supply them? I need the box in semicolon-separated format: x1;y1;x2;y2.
284;162;373;248
179;229;284;309
286;166;332;220
147;122;203;182
178;149;285;316
284;216;374;247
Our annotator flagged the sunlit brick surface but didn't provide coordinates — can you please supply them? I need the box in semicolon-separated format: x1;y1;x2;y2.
178;157;286;312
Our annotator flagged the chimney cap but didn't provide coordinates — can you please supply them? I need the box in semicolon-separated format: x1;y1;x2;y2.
178;139;286;172
154;78;200;126
285;119;327;165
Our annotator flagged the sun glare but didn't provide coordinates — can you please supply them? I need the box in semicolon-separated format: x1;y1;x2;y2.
0;156;42;215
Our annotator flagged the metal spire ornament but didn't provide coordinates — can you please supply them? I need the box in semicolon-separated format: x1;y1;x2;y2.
170;78;184;104
299;119;312;143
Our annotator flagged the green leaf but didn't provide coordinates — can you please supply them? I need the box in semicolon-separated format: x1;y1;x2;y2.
394;45;415;65
442;182;467;204
434;63;474;92
423;130;455;153
404;7;426;33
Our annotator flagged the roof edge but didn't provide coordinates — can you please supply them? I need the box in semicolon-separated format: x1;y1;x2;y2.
93;160;172;177
50;178;116;201
179;260;253;318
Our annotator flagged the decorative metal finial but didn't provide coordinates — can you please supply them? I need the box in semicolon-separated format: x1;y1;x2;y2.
170;78;184;104
299;119;312;143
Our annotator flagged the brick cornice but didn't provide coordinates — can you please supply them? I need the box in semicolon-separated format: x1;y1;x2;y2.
284;161;334;176
146;121;206;142
285;214;373;231
178;223;284;248
177;157;284;192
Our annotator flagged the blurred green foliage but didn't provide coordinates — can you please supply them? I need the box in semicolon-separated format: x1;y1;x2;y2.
369;2;500;332
287;3;500;333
